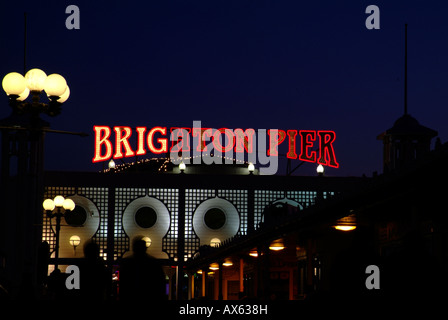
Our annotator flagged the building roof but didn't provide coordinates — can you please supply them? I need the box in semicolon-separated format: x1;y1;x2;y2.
185;141;448;271
102;155;255;175
378;113;438;139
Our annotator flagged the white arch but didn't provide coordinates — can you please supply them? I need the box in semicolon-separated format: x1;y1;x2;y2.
122;196;170;259
192;197;240;246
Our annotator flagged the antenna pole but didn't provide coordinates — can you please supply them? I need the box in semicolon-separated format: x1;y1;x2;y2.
404;24;408;115
24;12;27;74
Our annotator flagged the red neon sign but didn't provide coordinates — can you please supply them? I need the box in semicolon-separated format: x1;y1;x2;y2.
92;125;339;168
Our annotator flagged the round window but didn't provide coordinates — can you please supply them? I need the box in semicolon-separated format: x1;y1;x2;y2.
64;206;87;227
204;208;226;230
135;207;157;228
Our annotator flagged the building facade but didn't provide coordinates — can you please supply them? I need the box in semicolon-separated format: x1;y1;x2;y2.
41;161;365;299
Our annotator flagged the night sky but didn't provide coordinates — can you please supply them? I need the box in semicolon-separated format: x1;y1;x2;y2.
1;1;447;177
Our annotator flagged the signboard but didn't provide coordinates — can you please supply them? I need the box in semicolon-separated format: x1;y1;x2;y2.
92;121;339;174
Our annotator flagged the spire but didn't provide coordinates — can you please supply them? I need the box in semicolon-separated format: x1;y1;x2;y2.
24;12;27;74
377;23;438;173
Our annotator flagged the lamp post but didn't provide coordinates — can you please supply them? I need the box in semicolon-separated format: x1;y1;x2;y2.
43;196;75;270
0;68;71;293
316;164;325;204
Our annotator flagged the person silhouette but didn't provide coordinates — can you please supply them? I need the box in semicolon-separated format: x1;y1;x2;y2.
78;241;108;301
119;238;166;301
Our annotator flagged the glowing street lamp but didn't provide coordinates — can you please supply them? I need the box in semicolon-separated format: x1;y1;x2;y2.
108;159;116;169
42;198;56;211
69;235;81;255
317;164;324;176
179;161;186;173
44;74;67;97
2;67;77;290
43;195;75;269
1;72;26;96
25;68;47;92
142;236;152;248
248;162;255;174
2;68;70;116
69;235;81;248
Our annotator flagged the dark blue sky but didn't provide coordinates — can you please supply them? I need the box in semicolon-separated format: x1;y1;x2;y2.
1;1;447;176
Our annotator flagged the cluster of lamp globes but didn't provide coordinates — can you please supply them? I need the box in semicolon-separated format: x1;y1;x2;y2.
1;68;70;105
43;195;75;213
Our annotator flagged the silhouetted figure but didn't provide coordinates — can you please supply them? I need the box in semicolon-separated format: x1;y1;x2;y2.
78;241;108;301
119;238;166;301
47;268;65;299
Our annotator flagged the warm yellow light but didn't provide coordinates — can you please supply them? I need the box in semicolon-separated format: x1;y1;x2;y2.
334;225;357;231
108;159;116;169
197;270;203;274
249;251;258;257
53;195;65;207
69;235;81;247
42;199;55;211
44;73;67;97
179;161;186;172
223;259;233;267
317;164;324;174
210;238;221;247
57;85;70;103
2;72;26;95
269;240;285;251
17;87;30;101
333;214;356;231
62;198;75;211
25;68;47;92
142;236;152;247
209;263;219;271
